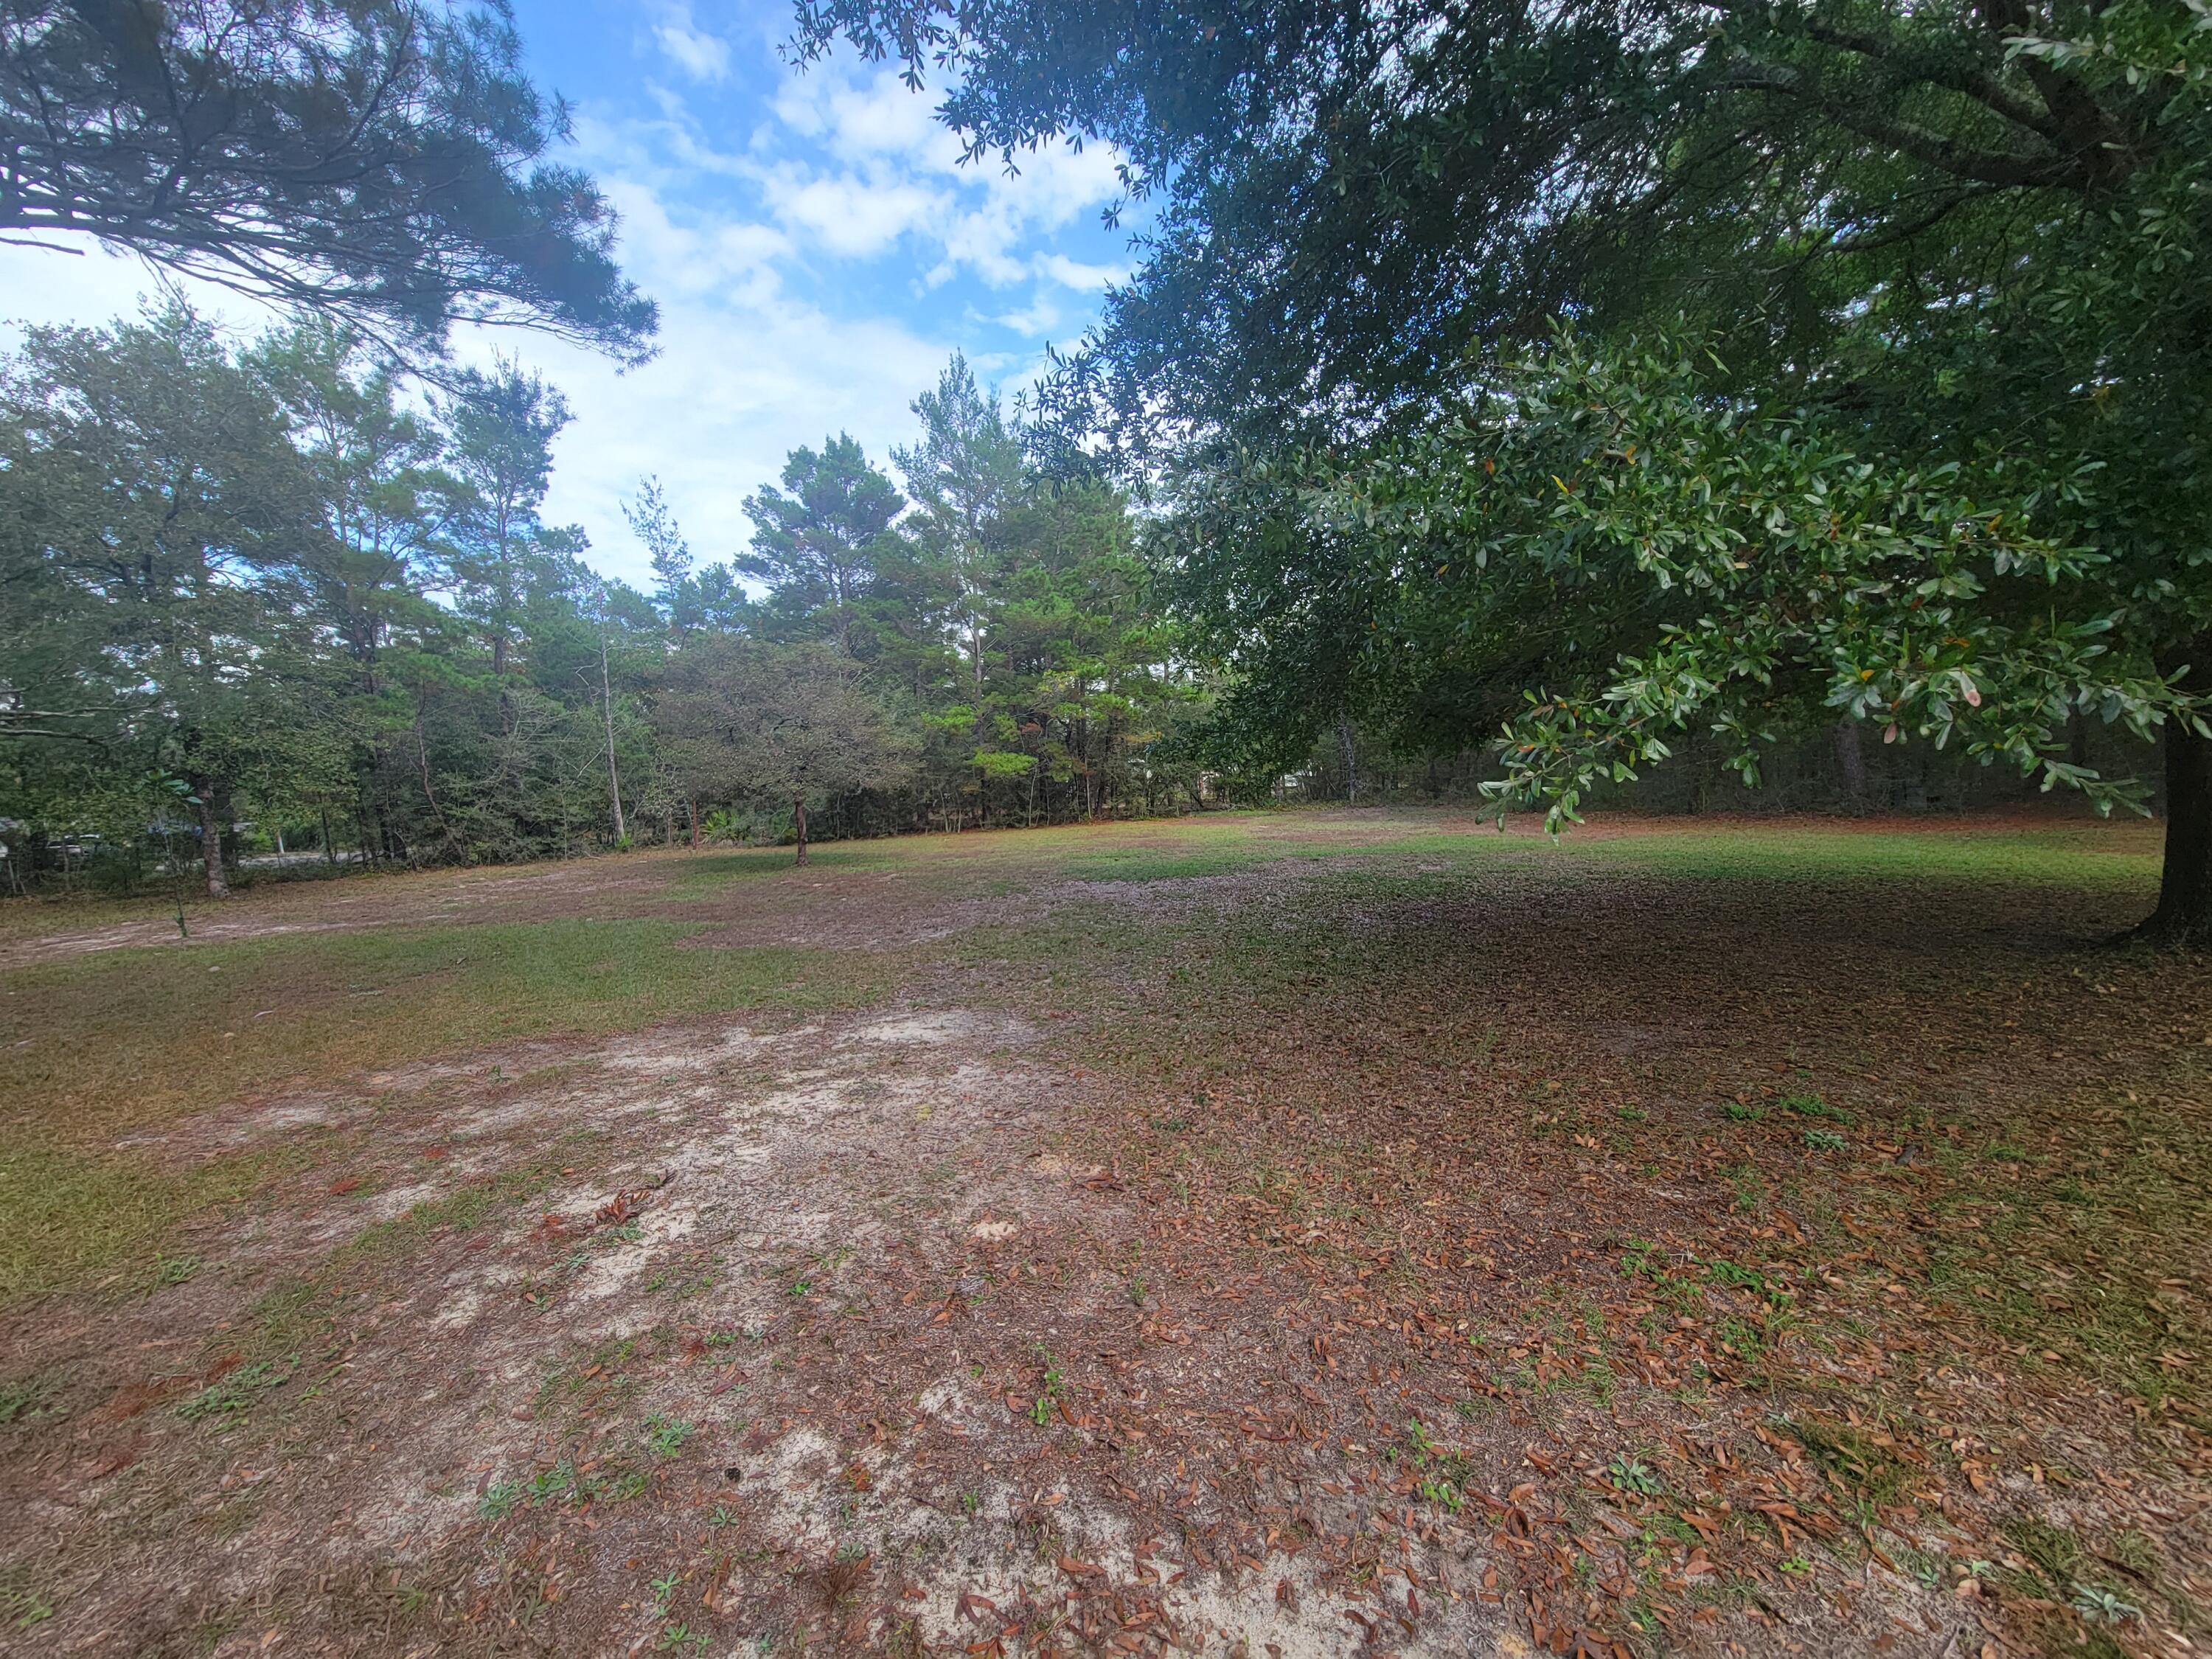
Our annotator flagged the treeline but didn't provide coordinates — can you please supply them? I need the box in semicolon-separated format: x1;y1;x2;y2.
0;307;1207;894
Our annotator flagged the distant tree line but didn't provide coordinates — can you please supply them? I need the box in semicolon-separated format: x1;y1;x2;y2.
0;310;1208;894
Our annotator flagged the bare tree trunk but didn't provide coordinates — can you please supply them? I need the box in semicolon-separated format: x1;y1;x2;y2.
599;633;625;844
1338;719;1360;804
415;718;462;857
688;798;699;852
493;633;513;737
320;806;335;868
195;784;229;899
793;796;809;866
1833;718;1869;813
2143;632;2212;944
2151;721;2212;945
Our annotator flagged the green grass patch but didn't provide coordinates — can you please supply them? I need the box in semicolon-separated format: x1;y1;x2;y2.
1577;824;2157;891
341;1162;566;1262
0;919;887;1307
661;844;897;896
3;919;884;1139
177;1354;297;1427
0;1141;274;1307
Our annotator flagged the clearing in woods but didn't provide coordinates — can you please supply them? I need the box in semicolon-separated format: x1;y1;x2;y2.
0;807;2204;1659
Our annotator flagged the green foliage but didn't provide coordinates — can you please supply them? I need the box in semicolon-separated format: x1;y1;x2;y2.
1169;333;2180;828
1029;1347;1067;1426
799;0;2212;932
3;326;1203;886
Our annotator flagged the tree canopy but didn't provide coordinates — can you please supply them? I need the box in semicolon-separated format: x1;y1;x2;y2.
0;0;658;362
1;309;1209;893
797;0;2212;939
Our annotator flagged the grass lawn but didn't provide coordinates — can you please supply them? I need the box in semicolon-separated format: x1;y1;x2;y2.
0;807;2202;1659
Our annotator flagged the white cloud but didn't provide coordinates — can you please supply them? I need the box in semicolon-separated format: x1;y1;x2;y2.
0;34;1135;593
1037;253;1126;291
518;291;950;585
757;166;945;259
651;5;731;83
991;291;1062;337
761;58;1127;289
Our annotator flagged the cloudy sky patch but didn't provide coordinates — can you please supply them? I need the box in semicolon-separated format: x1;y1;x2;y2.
0;0;1135;589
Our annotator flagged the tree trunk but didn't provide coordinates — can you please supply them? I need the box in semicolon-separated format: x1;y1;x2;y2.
493;632;512;737
793;796;809;867
320;806;335;868
195;785;229;899
1833;718;1869;813
415;718;462;858
2144;639;2212;945
1338;719;1360;804
599;632;625;844
688;798;699;852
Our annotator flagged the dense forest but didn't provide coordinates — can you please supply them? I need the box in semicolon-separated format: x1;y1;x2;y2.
0;309;1207;891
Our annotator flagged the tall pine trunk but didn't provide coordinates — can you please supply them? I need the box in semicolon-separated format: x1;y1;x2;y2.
599;632;625;844
195;784;229;899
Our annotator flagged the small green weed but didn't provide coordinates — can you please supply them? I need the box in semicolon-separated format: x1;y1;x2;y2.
2071;1585;2140;1626
1607;1455;1663;1495
1778;1093;1853;1124
177;1355;296;1427
1;1576;52;1630
1707;1260;1793;1306
479;1478;526;1519
1029;1349;1066;1427
0;1374;60;1428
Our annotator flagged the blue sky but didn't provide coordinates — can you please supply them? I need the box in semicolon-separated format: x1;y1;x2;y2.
0;2;1135;588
